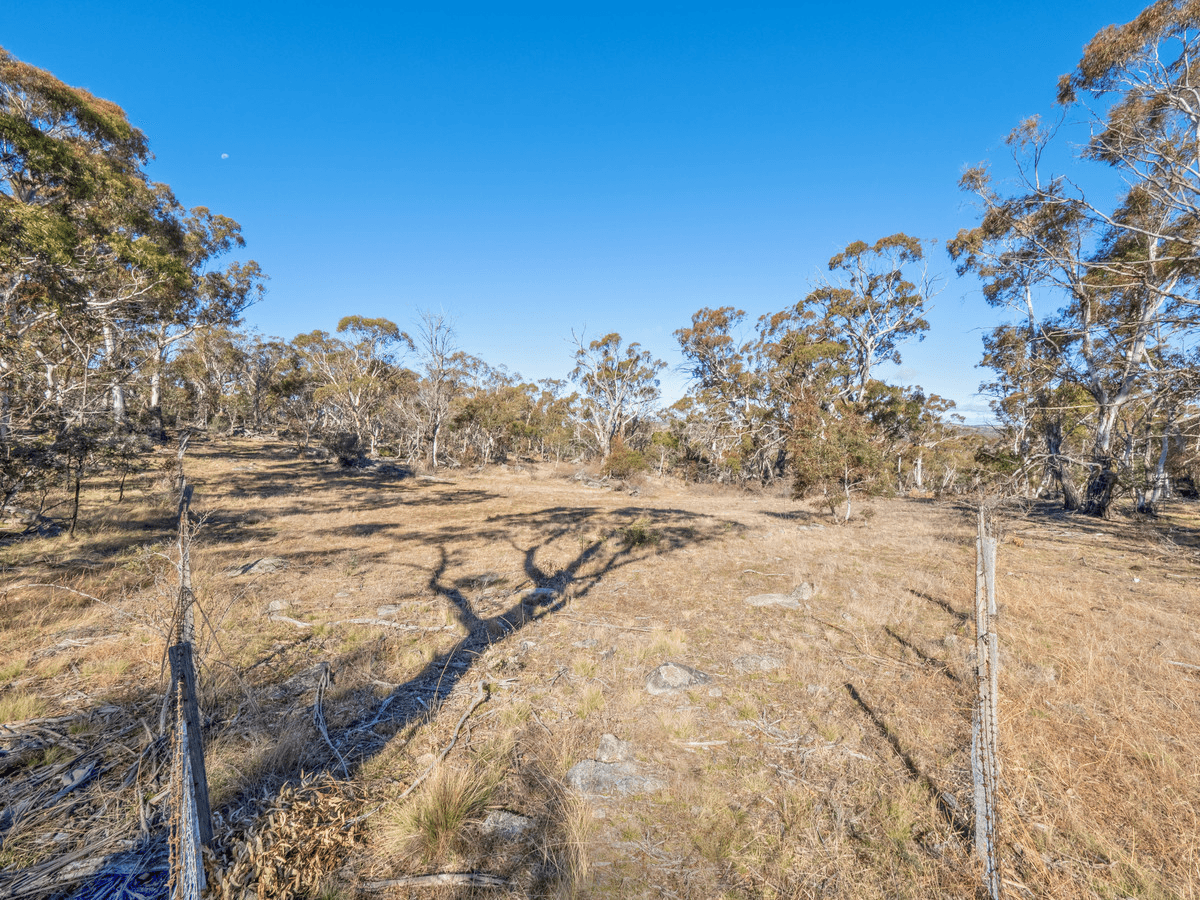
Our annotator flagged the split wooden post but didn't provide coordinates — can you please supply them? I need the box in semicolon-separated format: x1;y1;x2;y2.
169;642;212;846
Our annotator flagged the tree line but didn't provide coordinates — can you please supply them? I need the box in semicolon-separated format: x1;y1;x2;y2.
3;2;1200;530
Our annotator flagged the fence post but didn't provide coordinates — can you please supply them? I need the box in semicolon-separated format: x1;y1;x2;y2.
973;507;1002;899
169;642;212;845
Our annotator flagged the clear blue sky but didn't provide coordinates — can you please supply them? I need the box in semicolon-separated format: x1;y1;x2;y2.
5;1;1148;422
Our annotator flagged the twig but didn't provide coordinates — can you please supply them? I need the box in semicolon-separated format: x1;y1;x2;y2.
362;873;509;889
560;615;654;633
742;570;789;576
1167;659;1200;672
312;663;349;778
398;681;489;801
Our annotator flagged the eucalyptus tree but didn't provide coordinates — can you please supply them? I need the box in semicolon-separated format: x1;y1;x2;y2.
414;310;464;470
569;332;665;460
803;234;938;403
294;316;412;456
0;45;160;439
953;100;1200;517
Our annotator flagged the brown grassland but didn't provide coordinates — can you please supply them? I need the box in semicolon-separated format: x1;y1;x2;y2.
1;434;1198;899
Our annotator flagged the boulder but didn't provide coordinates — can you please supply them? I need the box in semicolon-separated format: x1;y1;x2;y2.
565;760;664;797
228;557;289;577
645;662;711;695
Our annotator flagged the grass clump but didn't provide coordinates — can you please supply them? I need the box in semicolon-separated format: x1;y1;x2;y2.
382;763;502;865
619;517;659;547
0;690;47;723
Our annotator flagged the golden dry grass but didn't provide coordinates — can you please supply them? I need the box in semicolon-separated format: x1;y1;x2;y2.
0;434;1197;899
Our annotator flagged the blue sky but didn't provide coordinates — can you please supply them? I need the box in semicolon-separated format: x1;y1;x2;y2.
5;1;1148;422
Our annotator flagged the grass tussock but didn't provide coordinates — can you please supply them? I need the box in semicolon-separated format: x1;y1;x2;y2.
377;762;503;866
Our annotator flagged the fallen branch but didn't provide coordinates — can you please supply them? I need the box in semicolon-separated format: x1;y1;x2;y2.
742;569;789;577
331;618;454;632
363;873;509;890
398;681;489;801
1167;659;1200;672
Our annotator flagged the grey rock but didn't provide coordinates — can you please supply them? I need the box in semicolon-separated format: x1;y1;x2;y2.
733;654;783;674
708;686;723;698
376;604;402;618
522;587;558;604
791;582;816;601
267;599;291;612
645;662;711;695
572;639;599;649
566;760;665;797
596;733;632;763
480;810;535;841
228;557;288;577
744;593;801;610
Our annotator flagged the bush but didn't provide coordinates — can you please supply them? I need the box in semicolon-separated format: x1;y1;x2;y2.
602;441;648;479
323;432;364;468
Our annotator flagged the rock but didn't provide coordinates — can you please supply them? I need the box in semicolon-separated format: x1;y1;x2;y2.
708;686;723;698
267;599;291;612
228;557;288;577
566;760;665;797
480;810;535;841
522;588;558;605
572;639;599;649
645;662;711;695
791;582;816;601
744;593;801;610
335;591;350;598
376;604;403;618
596;733;632;763
733;654;783;674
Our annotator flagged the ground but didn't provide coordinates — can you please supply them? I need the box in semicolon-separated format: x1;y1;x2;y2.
1;434;1198;899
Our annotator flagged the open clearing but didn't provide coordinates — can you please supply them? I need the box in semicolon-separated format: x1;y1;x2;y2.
2;435;1199;899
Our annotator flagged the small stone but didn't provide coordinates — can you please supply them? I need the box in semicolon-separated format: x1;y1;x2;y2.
522;588;558;604
645;662;711;695
596;733;632;763
708;686;723;698
376;605;402;618
572;639;599;649
733;654;783;674
267;599;290;612
744;593;801;610
480;810;535;841
335;591;351;598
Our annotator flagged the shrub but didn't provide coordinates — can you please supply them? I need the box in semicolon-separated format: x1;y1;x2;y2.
602;440;647;479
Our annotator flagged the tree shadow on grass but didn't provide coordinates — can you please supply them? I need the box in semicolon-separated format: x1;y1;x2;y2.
843;681;971;842
1;497;734;899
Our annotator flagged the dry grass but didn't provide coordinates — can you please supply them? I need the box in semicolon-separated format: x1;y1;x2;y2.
0;434;1198;898
377;762;503;866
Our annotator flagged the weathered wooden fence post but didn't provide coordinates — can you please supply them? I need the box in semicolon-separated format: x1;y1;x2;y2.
973;507;1001;899
169;642;212;846
166;438;213;899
